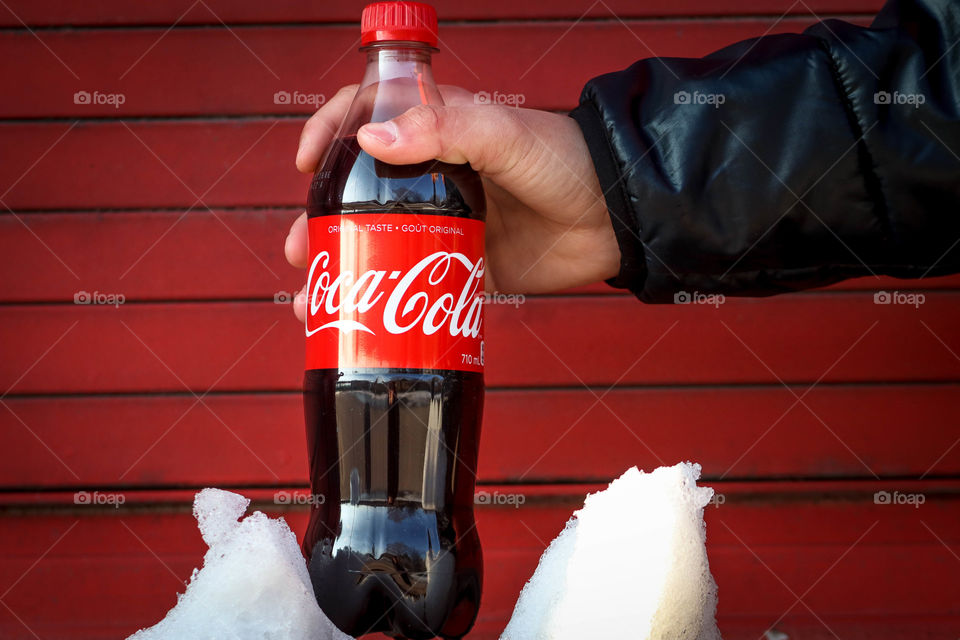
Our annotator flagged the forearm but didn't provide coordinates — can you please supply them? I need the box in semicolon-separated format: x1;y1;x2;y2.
572;0;960;302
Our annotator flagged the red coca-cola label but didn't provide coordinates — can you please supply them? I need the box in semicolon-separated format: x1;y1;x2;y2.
305;213;485;372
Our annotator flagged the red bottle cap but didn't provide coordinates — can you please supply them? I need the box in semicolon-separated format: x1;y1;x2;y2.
361;2;438;47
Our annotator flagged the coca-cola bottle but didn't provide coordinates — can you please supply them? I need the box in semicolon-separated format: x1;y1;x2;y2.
301;3;485;638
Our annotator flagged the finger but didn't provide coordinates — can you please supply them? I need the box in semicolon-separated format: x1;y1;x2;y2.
285;211;309;268
296;84;358;173
438;85;478;107
294;283;307;323
298;84;471;174
356;104;536;180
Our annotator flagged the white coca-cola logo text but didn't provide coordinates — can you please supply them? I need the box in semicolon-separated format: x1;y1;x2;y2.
306;251;484;338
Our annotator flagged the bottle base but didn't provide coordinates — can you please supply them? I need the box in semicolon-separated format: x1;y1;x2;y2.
308;540;481;639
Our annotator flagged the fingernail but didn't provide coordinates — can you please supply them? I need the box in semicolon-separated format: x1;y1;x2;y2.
361;121;398;145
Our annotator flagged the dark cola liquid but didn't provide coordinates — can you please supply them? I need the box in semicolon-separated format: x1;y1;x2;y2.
303;136;485;639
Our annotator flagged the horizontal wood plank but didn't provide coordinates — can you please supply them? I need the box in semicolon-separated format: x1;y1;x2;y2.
1;385;958;489
0;18;871;118
0;295;958;394
0;209;302;301
0;481;956;639
0;1;884;27
2;210;959;303
0;120;307;210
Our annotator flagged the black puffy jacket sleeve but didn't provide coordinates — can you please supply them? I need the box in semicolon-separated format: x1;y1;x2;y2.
570;0;960;302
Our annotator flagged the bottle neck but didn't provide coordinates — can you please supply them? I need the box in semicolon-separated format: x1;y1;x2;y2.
361;43;435;79
358;43;442;120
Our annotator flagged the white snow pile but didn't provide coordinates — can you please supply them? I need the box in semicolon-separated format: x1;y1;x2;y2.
127;488;349;640
501;462;720;640
128;464;719;640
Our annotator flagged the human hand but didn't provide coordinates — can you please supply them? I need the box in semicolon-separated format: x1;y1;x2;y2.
285;84;620;321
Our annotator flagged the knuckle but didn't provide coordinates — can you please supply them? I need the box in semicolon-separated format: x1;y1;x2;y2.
402;104;443;133
486;107;534;174
497;105;525;137
307;85;357;121
335;84;358;100
399;104;447;157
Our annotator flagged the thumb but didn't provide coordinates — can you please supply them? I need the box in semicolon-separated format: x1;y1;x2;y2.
356;104;535;179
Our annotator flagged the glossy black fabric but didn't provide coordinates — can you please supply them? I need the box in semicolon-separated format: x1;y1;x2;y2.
570;0;960;302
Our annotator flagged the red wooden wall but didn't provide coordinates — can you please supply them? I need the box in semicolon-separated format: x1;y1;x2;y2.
1;1;959;638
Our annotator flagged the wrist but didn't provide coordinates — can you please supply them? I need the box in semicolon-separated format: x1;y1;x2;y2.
569;102;647;294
